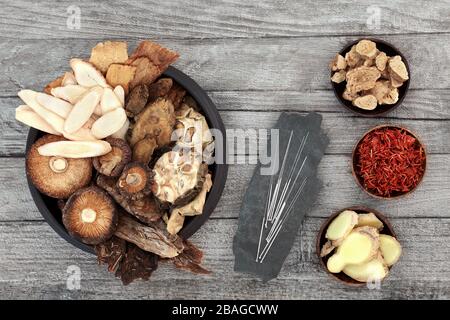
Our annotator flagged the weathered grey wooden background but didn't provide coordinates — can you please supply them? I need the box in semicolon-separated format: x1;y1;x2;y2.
1;0;450;299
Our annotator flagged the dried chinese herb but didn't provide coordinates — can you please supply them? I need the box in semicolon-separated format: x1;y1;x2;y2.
354;127;426;197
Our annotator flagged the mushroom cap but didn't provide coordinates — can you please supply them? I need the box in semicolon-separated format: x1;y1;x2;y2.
26;134;93;199
93;137;131;177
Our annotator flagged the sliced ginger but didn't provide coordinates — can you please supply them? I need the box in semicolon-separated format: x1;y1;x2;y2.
343;253;388;282
327;226;379;273
325;210;358;242
357;212;384;230
379;234;402;266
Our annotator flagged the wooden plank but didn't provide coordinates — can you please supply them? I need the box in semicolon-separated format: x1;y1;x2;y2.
1;154;448;221
0;0;449;40
3;108;450;156
0;218;449;299
1;34;450;95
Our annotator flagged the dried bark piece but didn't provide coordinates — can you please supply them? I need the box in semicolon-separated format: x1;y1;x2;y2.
171;240;210;274
331;70;346;83
375;52;388;71
132;136;157;165
89;41;128;74
355;39;378;59
97;175;162;223
346;66;381;94
352;95;377;110
166;82;186;110
115;214;184;258
95;236;127;272
148;78;173;103
127;40;179;88
44;75;64;95
129;98;175;147
345;45;362;68
116;242;159;285
329;54;347;71
388;55;409;82
106;64;136;94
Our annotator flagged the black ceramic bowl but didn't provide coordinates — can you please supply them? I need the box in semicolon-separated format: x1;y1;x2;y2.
331;38;410;117
26;66;228;254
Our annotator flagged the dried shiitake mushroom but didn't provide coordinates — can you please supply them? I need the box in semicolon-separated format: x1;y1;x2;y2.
132;136;158;165
62;186;118;245
129;98;176;147
93;138;132;177
152;150;208;207
148;78;173;103
125;84;149;117
26;134;92;199
117;162;153;200
166;82;186;110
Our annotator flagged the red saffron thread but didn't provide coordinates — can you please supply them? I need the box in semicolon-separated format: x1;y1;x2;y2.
355;127;426;197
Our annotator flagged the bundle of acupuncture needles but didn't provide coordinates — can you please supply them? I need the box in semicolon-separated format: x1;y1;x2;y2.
233;112;329;281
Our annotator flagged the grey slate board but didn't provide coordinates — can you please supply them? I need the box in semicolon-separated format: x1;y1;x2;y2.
233;113;329;281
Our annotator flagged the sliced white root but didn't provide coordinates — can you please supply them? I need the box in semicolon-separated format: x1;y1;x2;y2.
36;92;73;118
18;89;64;133
113;85;125;106
62;117;97;141
70;58;108;88
51;85;88;104
379;234;402;266
91;108;127;139
110;118;129;140
38;140;112;158
343;255;388;282
15;105;60;135
101;87;122;114
357;213;384;230
325;210;358;241
61;71;77;86
327;227;379;273
64;90;101;134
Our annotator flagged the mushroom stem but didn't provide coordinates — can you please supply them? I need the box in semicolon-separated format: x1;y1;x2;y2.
49;156;68;173
81;208;97;223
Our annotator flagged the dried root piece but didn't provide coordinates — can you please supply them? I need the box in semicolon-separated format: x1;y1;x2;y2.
106;64;136;94
114;214;184;258
127;40;179;88
148;78;173;103
329;54;347;71
62;71;77;86
175;105;213;151
95;236;127;273
129;98;175;147
125;84;149;117
64;90;101;134
357;213;384;230
343;253;388;282
367;80;391;104
327;226;379;273
166;82;186;110
70;59;108;88
38;140;112;158
63;116;97;141
93;138;131;177
16;105;60;135
379;234;402;266
342;89;359;102
117;162;153;200
36;92;73;119
100;87;123;114
89;41;128;74
352;94;377;110
51;85;88;104
331;70;346;84
111;118;130;140
381;87;399;104
375;52;388;71
132;136;157;165
345;45;362;68
91;108;127;139
388;55;409;82
320;240;336;258
97;175;162;223
346;66;381;94
355;39;378;59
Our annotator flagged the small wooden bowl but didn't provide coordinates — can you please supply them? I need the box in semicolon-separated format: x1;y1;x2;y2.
352;124;427;199
316;206;396;287
331;38;410;117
